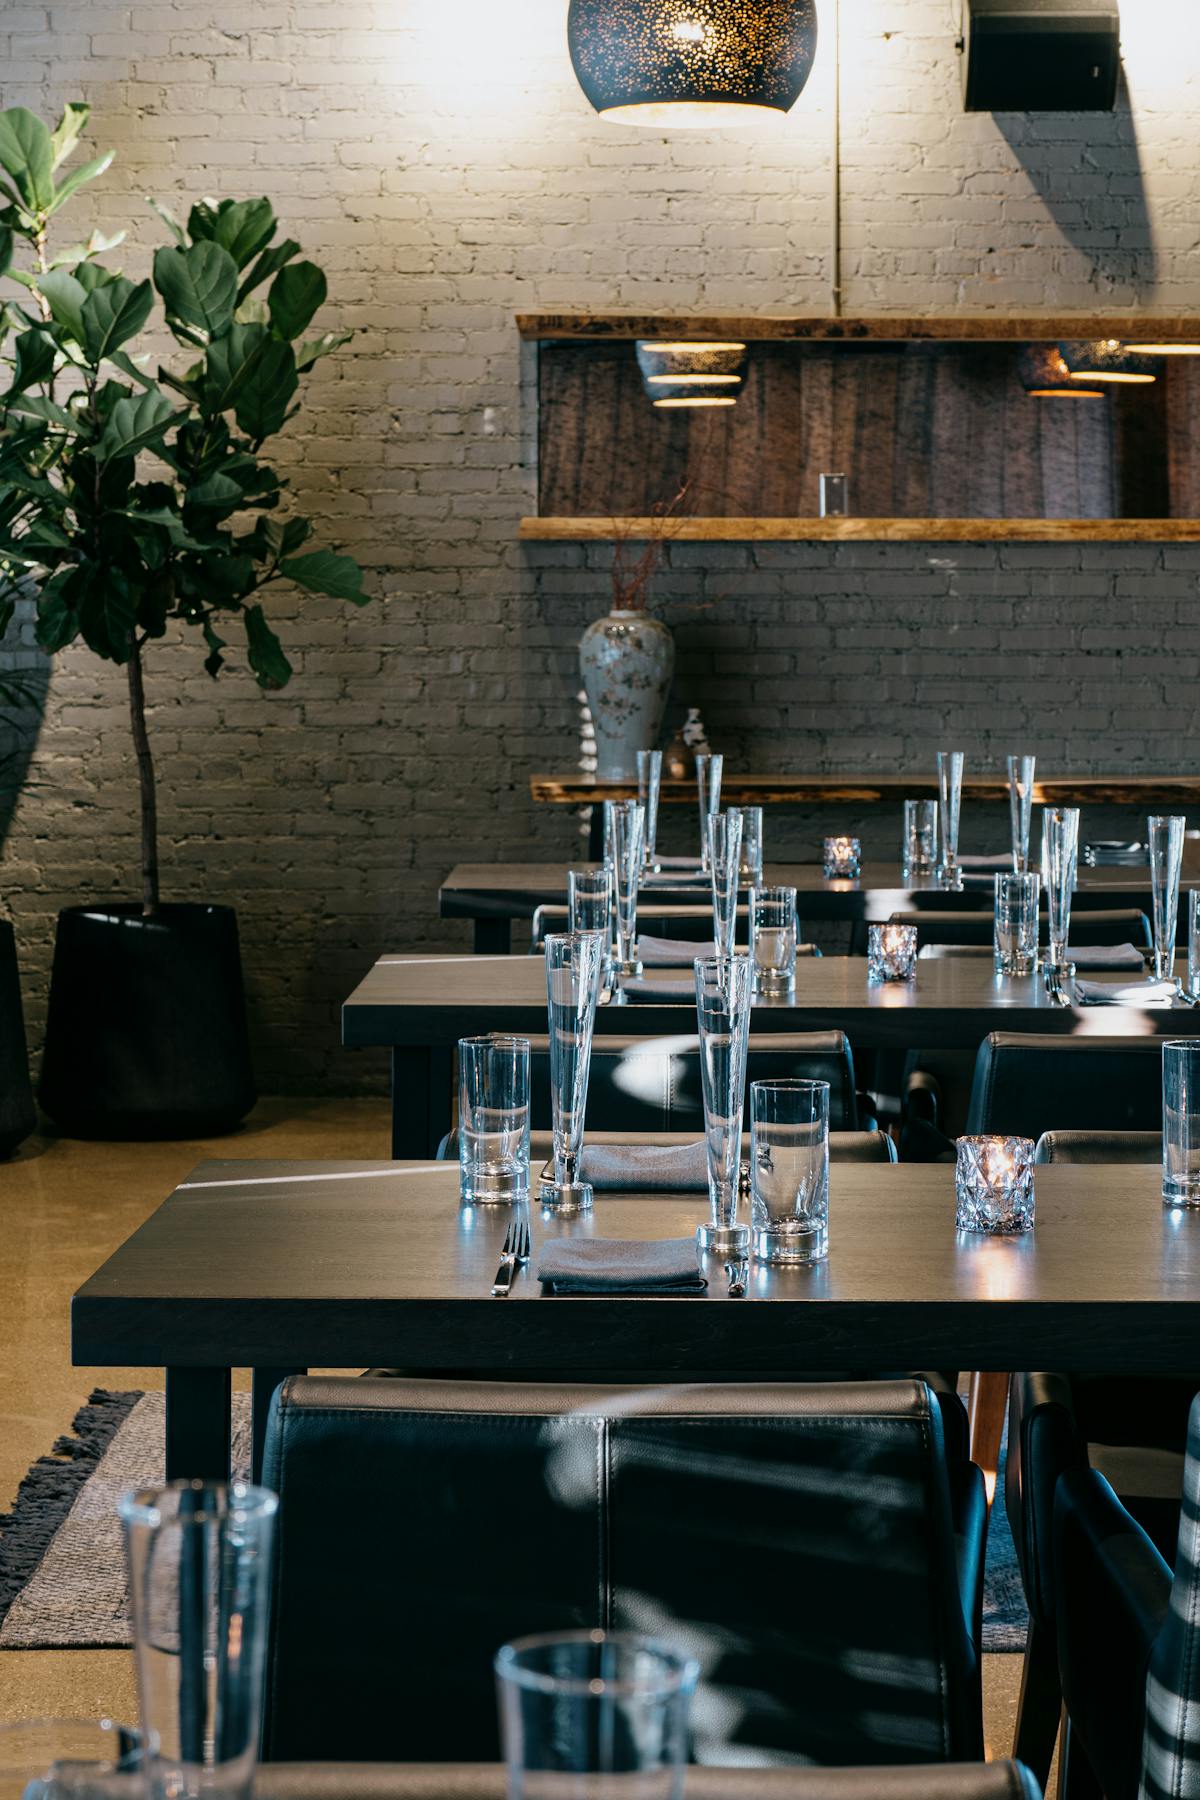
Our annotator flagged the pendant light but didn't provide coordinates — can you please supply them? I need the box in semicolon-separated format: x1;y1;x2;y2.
1124;342;1200;356
568;0;819;129
637;339;747;407
1057;340;1157;385
1017;344;1103;399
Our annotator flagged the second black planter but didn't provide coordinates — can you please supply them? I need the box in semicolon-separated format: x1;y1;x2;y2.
39;903;257;1139
0;920;37;1158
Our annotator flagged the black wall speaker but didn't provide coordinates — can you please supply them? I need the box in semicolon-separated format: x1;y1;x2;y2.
960;0;1120;111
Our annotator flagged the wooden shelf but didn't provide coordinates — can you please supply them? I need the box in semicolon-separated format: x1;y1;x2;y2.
520;516;1200;544
517;311;1200;343
531;773;1200;807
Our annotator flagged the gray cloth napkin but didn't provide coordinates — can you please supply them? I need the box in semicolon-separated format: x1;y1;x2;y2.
538;1237;707;1294
1067;943;1146;971
642;871;708;888
618;974;696;1001
955;853;1013;869
579;1140;709;1191
638;933;717;966
1073;976;1178;1007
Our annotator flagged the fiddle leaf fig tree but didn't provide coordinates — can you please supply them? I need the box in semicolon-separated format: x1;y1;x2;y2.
0;104;369;915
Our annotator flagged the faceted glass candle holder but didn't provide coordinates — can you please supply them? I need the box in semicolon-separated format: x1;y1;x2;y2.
867;923;918;984
823;836;861;879
955;1136;1036;1234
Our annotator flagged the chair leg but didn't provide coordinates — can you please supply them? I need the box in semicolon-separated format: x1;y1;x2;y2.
1014;1616;1062;1790
968;1369;1010;1496
1058;1712;1104;1800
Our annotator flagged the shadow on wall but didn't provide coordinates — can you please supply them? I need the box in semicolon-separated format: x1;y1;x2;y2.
994;71;1158;298
0;596;50;858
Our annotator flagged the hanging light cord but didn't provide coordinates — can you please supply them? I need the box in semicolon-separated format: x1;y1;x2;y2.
830;0;842;317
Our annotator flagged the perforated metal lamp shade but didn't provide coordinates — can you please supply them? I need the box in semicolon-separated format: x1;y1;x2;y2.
1057;339;1158;385
636;338;747;407
1016;344;1103;399
568;0;819;128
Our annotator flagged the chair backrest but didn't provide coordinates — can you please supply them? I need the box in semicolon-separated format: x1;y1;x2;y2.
965;1034;1164;1139
525;1031;859;1131
1035;1130;1161;1165
890;908;1152;949
1141;1393;1200;1800
438;1127;897;1165
262;1376;981;1767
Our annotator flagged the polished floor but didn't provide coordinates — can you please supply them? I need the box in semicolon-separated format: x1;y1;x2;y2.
0;1097;1029;1760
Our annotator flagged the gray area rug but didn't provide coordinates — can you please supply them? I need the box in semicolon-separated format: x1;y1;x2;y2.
0;1389;1027;1651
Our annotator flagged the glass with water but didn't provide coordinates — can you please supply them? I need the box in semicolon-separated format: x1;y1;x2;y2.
540;930;604;1211
1042;806;1080;971
458;1035;530;1204
994;872;1040;977
1007;754;1036;874
751;886;797;994
636;750;663;870
937;751;965;886
750;1079;830;1264
737;805;764;883
696;753;723;871
902;799;938;877
1163;1040;1200;1208
707;811;743;958
1149;815;1186;981
694;954;753;1256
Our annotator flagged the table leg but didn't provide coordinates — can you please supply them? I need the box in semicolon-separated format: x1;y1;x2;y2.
968;1369;1011;1500
474;917;511;955
251;1367;304;1482
165;1367;232;1481
391;1046;454;1157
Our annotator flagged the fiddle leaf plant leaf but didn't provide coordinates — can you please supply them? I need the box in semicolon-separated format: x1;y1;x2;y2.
280;548;367;603
267;260;326;341
50;103;89;170
236;237;300;304
153;240;238;339
189;196;276;268
294;329;353;371
48;151;115;215
36;269;87;341
0;108;55;212
243;601;293;689
10;328;56;394
81;276;154;363
95;388;177;464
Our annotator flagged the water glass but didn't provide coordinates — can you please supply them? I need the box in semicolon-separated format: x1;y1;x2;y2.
1042;806;1080;972
458;1035;531;1205
823;836;861;879
539;931;604;1212
1188;890;1200;1000
937;751;965;886
737;804;764;883
751;886;798;994
867;923;918;983
750;1079;830;1264
636;750;663;870
994;872;1040;977
495;1631;698;1800
819;472;849;516
119;1482;278;1800
694;954;753;1256
1007;754;1037;874
611;800;645;977
0;1721;142;1800
707;810;743;957
902;799;938;877
696;753;723;871
955;1136;1036;1234
1163;1040;1200;1208
1149;814;1186;981
569;866;612;938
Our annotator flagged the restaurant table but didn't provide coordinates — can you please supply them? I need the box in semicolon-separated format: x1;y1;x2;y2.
439;858;1193;953
342;952;1200;1156
71;1157;1200;1481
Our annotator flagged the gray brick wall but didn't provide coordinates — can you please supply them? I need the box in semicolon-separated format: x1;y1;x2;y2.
2;0;1199;1093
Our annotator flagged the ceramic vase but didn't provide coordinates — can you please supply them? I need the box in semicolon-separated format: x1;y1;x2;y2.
578;609;675;779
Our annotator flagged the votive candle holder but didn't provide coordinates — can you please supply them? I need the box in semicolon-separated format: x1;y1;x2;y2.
824;836;861;880
867;923;918;984
955;1135;1036;1234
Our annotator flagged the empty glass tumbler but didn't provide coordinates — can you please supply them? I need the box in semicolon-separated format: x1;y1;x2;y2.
902;800;938;877
458;1035;531;1205
1149;815;1186;981
495;1631;698;1800
694;954;753;1256
540;931;604;1212
994;873;1040;977
1163;1040;1200;1208
119;1482;277;1800
750;1079;830;1264
636;750;663;871
1007;755;1037;874
707;810;743;958
1189;890;1200;1000
937;751;965;886
1042;806;1080;972
751;886;798;994
611;800;645;977
569;866;612;938
696;753;723;871
737;805;764;884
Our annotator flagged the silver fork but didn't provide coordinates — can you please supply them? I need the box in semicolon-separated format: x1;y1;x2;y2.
492;1214;531;1297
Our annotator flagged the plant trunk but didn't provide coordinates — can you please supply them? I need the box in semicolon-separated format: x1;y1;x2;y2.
127;636;160;917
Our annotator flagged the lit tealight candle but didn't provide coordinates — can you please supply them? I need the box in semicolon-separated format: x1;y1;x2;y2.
867;923;918;984
956;1135;1036;1234
823;835;862;879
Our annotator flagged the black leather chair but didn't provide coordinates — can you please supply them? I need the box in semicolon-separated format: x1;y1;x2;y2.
523;1032;862;1133
964;1034;1165;1139
1053;1392;1200;1800
1035;1130;1160;1164
262;1376;986;1767
439;1127;898;1165
888;909;1151;950
254;1763;1042;1800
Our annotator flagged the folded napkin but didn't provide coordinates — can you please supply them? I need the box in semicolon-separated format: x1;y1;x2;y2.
638;934;717;967
642;871;708;888
579;1140;709;1192
618;974;696;1001
538;1237;707;1294
1067;943;1146;971
656;854;706;868
1073;977;1179;1007
956;853;1014;870
1084;841;1146;867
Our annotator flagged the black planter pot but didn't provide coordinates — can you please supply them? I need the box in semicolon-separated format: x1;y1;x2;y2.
0;920;37;1158
39;903;256;1139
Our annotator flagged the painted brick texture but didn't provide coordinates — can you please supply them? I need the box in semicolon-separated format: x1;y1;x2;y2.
2;0;1199;1092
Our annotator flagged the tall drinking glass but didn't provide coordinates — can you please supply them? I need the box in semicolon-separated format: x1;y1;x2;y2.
495;1631;698;1800
611;800;645;977
994;873;1040;977
118;1482;277;1800
750;1079;830;1264
707;811;744;958
636;750;663;872
902;799;938;877
937;751;965;887
1164;1041;1200;1208
1007;754;1037;874
568;867;612;936
696;753;723;871
1149;815;1186;981
737;805;764;884
0;1722;142;1800
694;954;753;1256
751;885;798;995
1188;890;1200;1000
1042;806;1080;973
539;931;603;1213
458;1035;531;1205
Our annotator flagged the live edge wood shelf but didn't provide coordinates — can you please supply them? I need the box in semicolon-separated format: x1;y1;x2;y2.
517;313;1200;545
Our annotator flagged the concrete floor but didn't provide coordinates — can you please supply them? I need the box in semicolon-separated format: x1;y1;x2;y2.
0;1097;1035;1766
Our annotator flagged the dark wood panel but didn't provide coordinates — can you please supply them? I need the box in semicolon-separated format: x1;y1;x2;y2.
519;312;1200;344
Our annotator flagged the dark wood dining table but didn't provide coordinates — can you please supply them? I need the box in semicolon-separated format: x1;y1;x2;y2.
342;952;1200;1156
71;1157;1200;1482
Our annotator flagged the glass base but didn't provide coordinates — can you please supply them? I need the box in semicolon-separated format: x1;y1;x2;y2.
995;953;1038;977
1164;1175;1200;1208
538;1178;593;1215
696;1221;750;1256
937;865;964;891
460;1168;529;1207
755;971;795;997
753;1223;827;1265
615;956;644;979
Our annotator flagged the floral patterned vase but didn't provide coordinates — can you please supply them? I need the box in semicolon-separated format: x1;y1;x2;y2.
579;609;675;780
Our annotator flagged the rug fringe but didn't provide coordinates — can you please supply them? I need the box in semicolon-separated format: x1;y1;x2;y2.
0;1388;144;1627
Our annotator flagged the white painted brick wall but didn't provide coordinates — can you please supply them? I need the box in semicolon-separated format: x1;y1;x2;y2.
3;0;1200;1092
